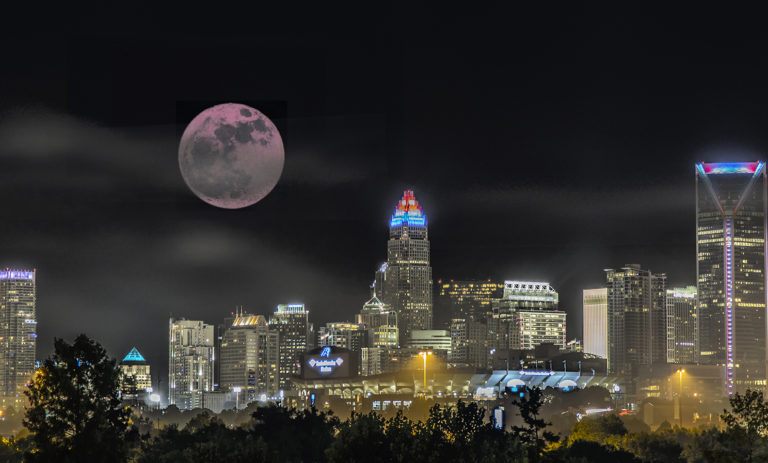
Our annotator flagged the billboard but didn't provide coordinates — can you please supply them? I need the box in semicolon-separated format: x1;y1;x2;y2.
300;346;356;379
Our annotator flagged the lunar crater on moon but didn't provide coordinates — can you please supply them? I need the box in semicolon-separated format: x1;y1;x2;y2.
179;103;284;209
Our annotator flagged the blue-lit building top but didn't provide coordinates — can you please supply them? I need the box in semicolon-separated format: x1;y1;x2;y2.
122;347;147;363
696;160;767;394
390;189;427;227
0;270;34;280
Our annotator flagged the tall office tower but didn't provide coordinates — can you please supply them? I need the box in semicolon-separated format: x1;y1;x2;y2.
452;318;491;368
449;318;468;363
583;288;608;358
119;347;151;400
516;310;567;350
356;288;398;347
270;303;311;390
490;281;566;351
435;280;504;321
466;319;490;369
168;318;215;410
317;322;368;351
666;287;698;364
696;161;767;393
220;313;280;403
0;269;37;407
360;347;385;376
383;190;433;343
605;265;667;376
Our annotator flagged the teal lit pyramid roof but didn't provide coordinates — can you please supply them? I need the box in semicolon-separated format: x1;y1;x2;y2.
122;347;146;363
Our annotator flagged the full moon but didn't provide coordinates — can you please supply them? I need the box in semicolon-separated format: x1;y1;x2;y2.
178;103;284;209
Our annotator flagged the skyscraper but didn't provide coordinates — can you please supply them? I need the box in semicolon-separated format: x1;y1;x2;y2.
270;303;311;390
168;318;215;410
119;347;151;400
220;313;280;404
435;280;504;321
583;288;608;358
490;281;566;351
382;190;433;343
696;161;767;393
0;269;37;408
605;265;666;376
356;288;398;347
665;286;698;364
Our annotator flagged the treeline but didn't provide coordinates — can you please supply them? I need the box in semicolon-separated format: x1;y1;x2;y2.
3;334;768;462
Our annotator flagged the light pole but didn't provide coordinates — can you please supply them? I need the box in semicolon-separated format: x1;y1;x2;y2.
679;369;685;427
419;351;432;421
233;386;242;410
419;351;432;392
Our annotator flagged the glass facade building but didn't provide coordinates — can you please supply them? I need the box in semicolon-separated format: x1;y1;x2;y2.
119;347;151;400
168;318;215;410
605;265;667;376
270;303;311;390
0;269;36;408
220;314;280;404
490;281;566;351
696;161;767;393
583;288;608;359
382;190;433;343
356;289;398;347
665;286;698;364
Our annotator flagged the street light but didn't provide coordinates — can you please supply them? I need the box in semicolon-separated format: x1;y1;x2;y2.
679;369;685;421
419;351;432;393
419;351;432;422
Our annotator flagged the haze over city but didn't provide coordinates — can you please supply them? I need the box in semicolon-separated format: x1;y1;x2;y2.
4;4;768;461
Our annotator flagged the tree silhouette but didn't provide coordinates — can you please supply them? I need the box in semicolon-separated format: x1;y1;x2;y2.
511;387;558;463
24;334;133;462
721;389;768;463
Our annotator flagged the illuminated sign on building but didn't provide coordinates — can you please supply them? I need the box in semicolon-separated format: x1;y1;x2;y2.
308;356;344;374
0;271;34;280
519;370;556;376
301;346;354;379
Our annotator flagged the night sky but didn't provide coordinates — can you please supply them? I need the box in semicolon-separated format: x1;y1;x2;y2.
2;5;768;384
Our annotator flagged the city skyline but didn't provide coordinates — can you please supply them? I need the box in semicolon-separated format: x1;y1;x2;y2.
4;7;768;388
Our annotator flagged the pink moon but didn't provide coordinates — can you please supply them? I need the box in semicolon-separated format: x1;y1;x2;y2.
178;103;284;209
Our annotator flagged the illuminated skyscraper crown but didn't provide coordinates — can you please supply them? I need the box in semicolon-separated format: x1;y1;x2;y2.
699;162;762;175
390;190;426;227
122;347;146;363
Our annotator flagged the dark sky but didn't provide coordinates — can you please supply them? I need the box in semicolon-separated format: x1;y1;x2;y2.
2;5;768;384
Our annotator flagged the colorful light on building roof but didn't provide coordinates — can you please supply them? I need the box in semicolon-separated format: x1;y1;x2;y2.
700;162;760;175
0;270;34;280
390;189;427;227
122;347;146;363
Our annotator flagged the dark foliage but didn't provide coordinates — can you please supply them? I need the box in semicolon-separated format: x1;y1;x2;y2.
23;334;134;462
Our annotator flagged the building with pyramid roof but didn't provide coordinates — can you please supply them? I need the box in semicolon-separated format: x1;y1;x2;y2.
119;346;151;400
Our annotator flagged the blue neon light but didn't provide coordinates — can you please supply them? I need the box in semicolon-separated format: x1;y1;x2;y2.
389;215;426;227
0;271;34;280
308;356;344;374
122;347;146;362
725;218;734;394
320;347;331;358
